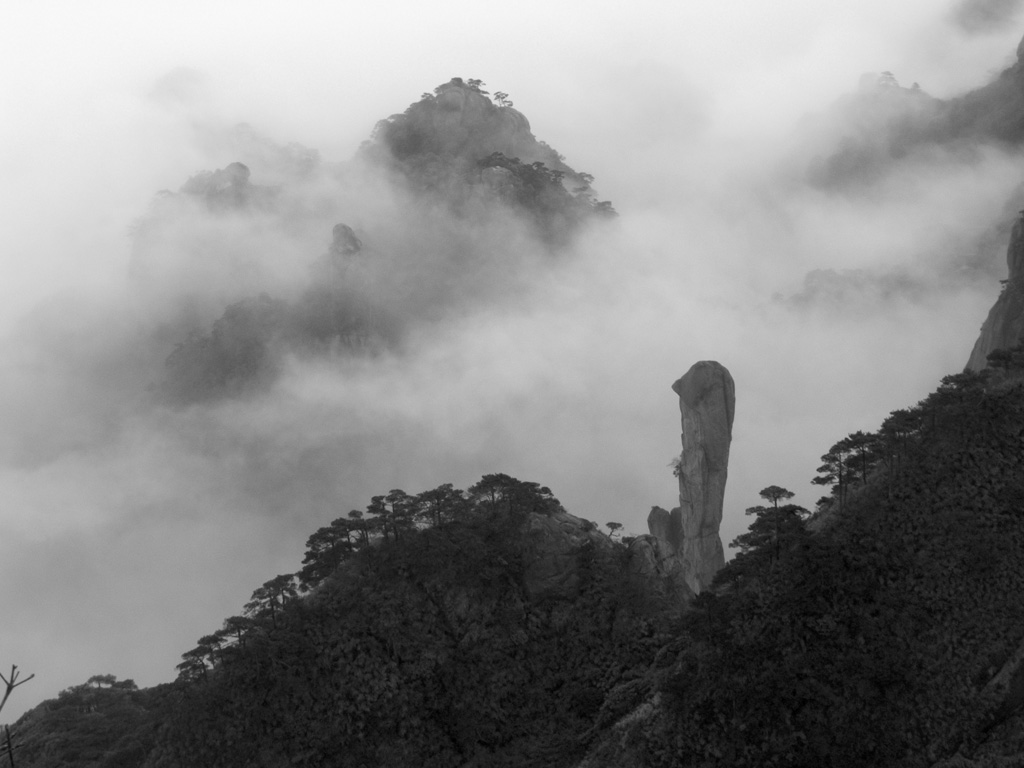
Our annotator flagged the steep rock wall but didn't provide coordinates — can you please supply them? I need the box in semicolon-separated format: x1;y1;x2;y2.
967;213;1024;371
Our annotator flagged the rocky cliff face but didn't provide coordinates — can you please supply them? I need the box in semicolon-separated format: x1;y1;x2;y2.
631;361;734;596
967;213;1024;371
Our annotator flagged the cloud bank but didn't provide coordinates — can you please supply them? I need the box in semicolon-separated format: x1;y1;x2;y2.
951;0;1024;34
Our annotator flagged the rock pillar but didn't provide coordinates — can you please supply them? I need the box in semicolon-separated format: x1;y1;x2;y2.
672;361;734;593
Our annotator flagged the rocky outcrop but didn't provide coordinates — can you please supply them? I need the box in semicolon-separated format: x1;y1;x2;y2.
646;505;681;551
967;213;1024;371
627;510;694;602
522;509;615;600
631;362;734;596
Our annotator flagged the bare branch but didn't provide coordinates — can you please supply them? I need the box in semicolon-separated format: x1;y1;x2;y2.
0;666;34;719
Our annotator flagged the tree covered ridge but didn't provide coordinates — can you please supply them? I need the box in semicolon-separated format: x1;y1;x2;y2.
586;350;1024;767
141;474;675;768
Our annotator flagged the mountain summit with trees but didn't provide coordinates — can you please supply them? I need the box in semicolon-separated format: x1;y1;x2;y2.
142;77;614;405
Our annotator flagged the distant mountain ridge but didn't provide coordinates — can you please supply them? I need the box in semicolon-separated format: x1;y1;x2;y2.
806;34;1024;191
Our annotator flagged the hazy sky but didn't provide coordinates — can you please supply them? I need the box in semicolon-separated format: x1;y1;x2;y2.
2;0;1023;722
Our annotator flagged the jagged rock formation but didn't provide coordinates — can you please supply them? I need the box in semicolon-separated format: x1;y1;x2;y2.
631;362;734;596
967;212;1024;371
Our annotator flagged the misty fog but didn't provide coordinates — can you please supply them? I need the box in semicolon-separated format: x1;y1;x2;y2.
2;0;1022;721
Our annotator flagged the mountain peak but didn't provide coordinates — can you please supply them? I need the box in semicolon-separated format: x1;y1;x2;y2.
365;77;550;167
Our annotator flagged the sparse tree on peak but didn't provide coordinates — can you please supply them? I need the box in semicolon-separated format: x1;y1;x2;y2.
758;486;795;509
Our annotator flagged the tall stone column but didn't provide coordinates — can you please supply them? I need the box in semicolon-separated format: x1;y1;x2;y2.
672;361;734;593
